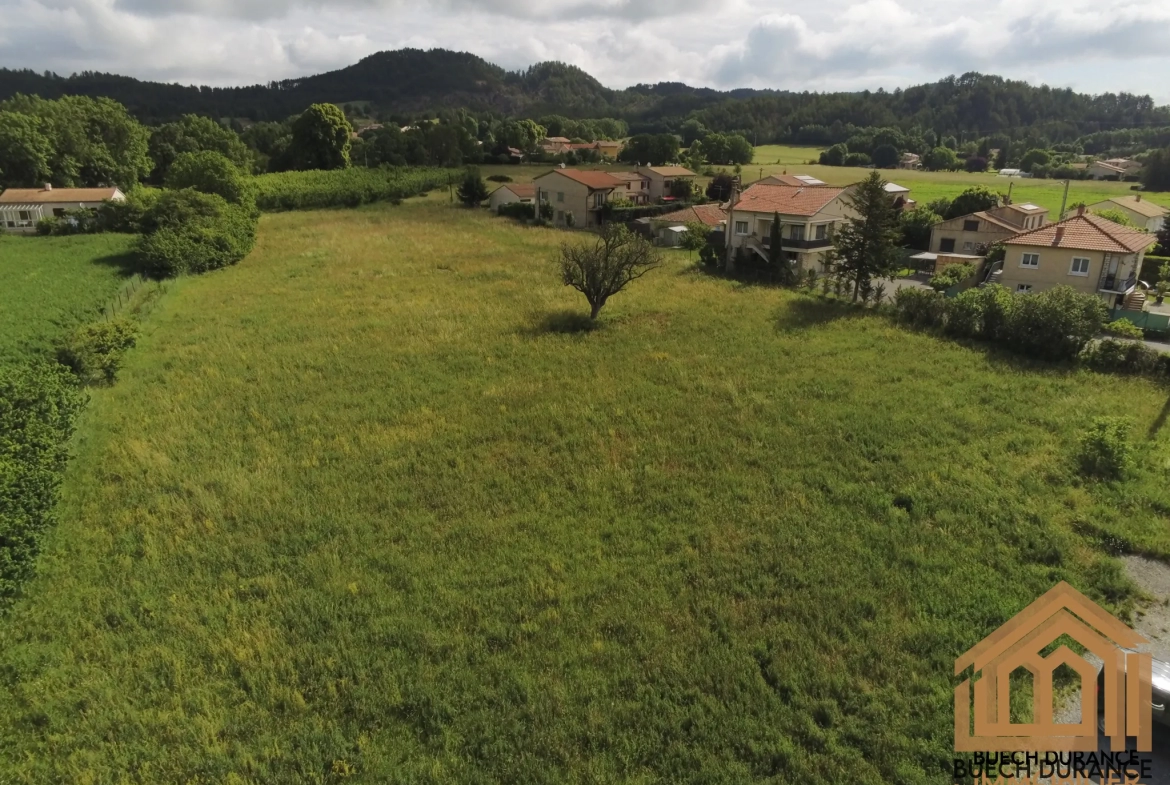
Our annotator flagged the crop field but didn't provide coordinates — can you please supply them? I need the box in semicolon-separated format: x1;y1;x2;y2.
253;166;456;211
1;199;1169;784
0;233;136;364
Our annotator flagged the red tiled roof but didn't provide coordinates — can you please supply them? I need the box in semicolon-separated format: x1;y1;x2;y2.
0;186;122;204
1092;195;1167;219
610;171;649;181
647;166;696;177
733;184;848;217
499;183;536;198
653;204;728;227
760;174;807;186
538;169;624;190
1004;212;1153;253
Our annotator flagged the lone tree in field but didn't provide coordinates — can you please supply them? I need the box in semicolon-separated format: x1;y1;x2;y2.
557;225;661;320
457;168;489;207
288;103;352;171
834;171;902;302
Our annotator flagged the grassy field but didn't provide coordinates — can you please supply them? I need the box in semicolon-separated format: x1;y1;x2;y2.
0;233;137;364
478;143;1170;219
2;199;1170;784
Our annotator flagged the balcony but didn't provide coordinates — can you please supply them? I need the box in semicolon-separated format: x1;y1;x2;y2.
1098;270;1137;294
760;235;833;251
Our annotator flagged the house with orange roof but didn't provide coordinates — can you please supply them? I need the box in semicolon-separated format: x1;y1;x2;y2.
648;204;728;246
725;183;857;274
1;184;125;234
533;169;625;228
609;171;651;205
1074;195;1167;233
930;203;1050;254
488;183;537;213
642;166;697;202
1000;208;1155;305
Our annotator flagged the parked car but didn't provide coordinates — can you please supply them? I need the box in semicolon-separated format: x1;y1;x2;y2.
1097;653;1170;729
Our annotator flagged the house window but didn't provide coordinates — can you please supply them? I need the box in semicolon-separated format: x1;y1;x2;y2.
735;221;749;235
1069;257;1091;276
963;220;980;231
18;211;31;221
789;225;806;241
557;192;565;203
53;208;66;218
939;238;956;253
815;224;828;240
1017;284;1033;293
664;180;673;189
593;192;606;208
1021;253;1040;269
963;241;975;251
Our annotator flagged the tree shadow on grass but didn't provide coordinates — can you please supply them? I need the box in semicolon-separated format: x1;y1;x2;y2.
520;309;603;337
89;250;142;278
775;295;872;331
1148;395;1170;440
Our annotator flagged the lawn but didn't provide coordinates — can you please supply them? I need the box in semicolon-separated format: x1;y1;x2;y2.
1;199;1169;784
0;233;137;364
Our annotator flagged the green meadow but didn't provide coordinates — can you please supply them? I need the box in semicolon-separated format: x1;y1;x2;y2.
1;197;1169;783
0;233;136;364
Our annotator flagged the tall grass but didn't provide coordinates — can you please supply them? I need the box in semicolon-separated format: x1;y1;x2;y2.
253;166;457;211
1;199;1168;783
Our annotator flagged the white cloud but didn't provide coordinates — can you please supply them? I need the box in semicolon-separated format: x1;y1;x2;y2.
0;0;1167;103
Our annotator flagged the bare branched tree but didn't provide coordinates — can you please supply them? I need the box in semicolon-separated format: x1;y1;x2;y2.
556;225;662;320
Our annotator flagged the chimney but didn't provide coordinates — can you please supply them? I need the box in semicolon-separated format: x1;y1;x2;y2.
43;183;52;191
1054;227;1066;246
1077;205;1085;216
1137;194;1142;202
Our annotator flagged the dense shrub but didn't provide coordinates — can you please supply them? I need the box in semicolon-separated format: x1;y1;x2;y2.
1080;339;1161;377
929;262;977;292
497;201;536;220
1077;416;1132;480
487;174;513;183
0;362;83;606
56;318;138;385
1103;318;1145;339
135;189;257;277
165;150;253;206
1003;285;1107;361
35;208;102;236
894;287;946;326
253;166;452;211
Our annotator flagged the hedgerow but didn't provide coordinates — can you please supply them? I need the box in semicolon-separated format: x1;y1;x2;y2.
0;362;83;608
253;166;455;211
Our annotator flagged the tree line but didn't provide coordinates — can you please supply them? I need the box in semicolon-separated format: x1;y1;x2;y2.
3;50;1167;147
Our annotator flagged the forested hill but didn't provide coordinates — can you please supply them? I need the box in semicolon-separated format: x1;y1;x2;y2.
2;48;1167;143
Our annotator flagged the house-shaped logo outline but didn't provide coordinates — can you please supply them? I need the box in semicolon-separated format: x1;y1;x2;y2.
954;582;1153;752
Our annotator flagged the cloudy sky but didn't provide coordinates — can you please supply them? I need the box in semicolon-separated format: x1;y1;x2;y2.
1;0;1168;102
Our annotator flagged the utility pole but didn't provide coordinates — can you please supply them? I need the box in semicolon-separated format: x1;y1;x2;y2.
1058;180;1071;219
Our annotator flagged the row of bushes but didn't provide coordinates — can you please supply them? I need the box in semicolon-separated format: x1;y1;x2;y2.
894;284;1107;362
0;362;83;608
253;166;453;211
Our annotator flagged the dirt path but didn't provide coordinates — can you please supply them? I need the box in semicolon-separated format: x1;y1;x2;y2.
1051;557;1170;783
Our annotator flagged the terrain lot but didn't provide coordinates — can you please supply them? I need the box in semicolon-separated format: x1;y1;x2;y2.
0;233;135;363
2;199;1170;784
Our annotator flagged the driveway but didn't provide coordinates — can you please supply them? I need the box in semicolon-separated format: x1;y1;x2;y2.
1055;556;1170;783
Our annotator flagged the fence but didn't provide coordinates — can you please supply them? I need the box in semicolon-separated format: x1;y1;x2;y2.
1110;307;1170;334
100;274;149;321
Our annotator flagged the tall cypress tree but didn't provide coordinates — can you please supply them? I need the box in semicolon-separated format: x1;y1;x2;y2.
834;172;902;302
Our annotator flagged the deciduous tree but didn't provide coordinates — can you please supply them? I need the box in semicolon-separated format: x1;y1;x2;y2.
288;103;353;171
556;224;661;319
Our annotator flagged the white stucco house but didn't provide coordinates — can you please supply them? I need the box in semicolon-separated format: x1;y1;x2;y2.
0;185;126;234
